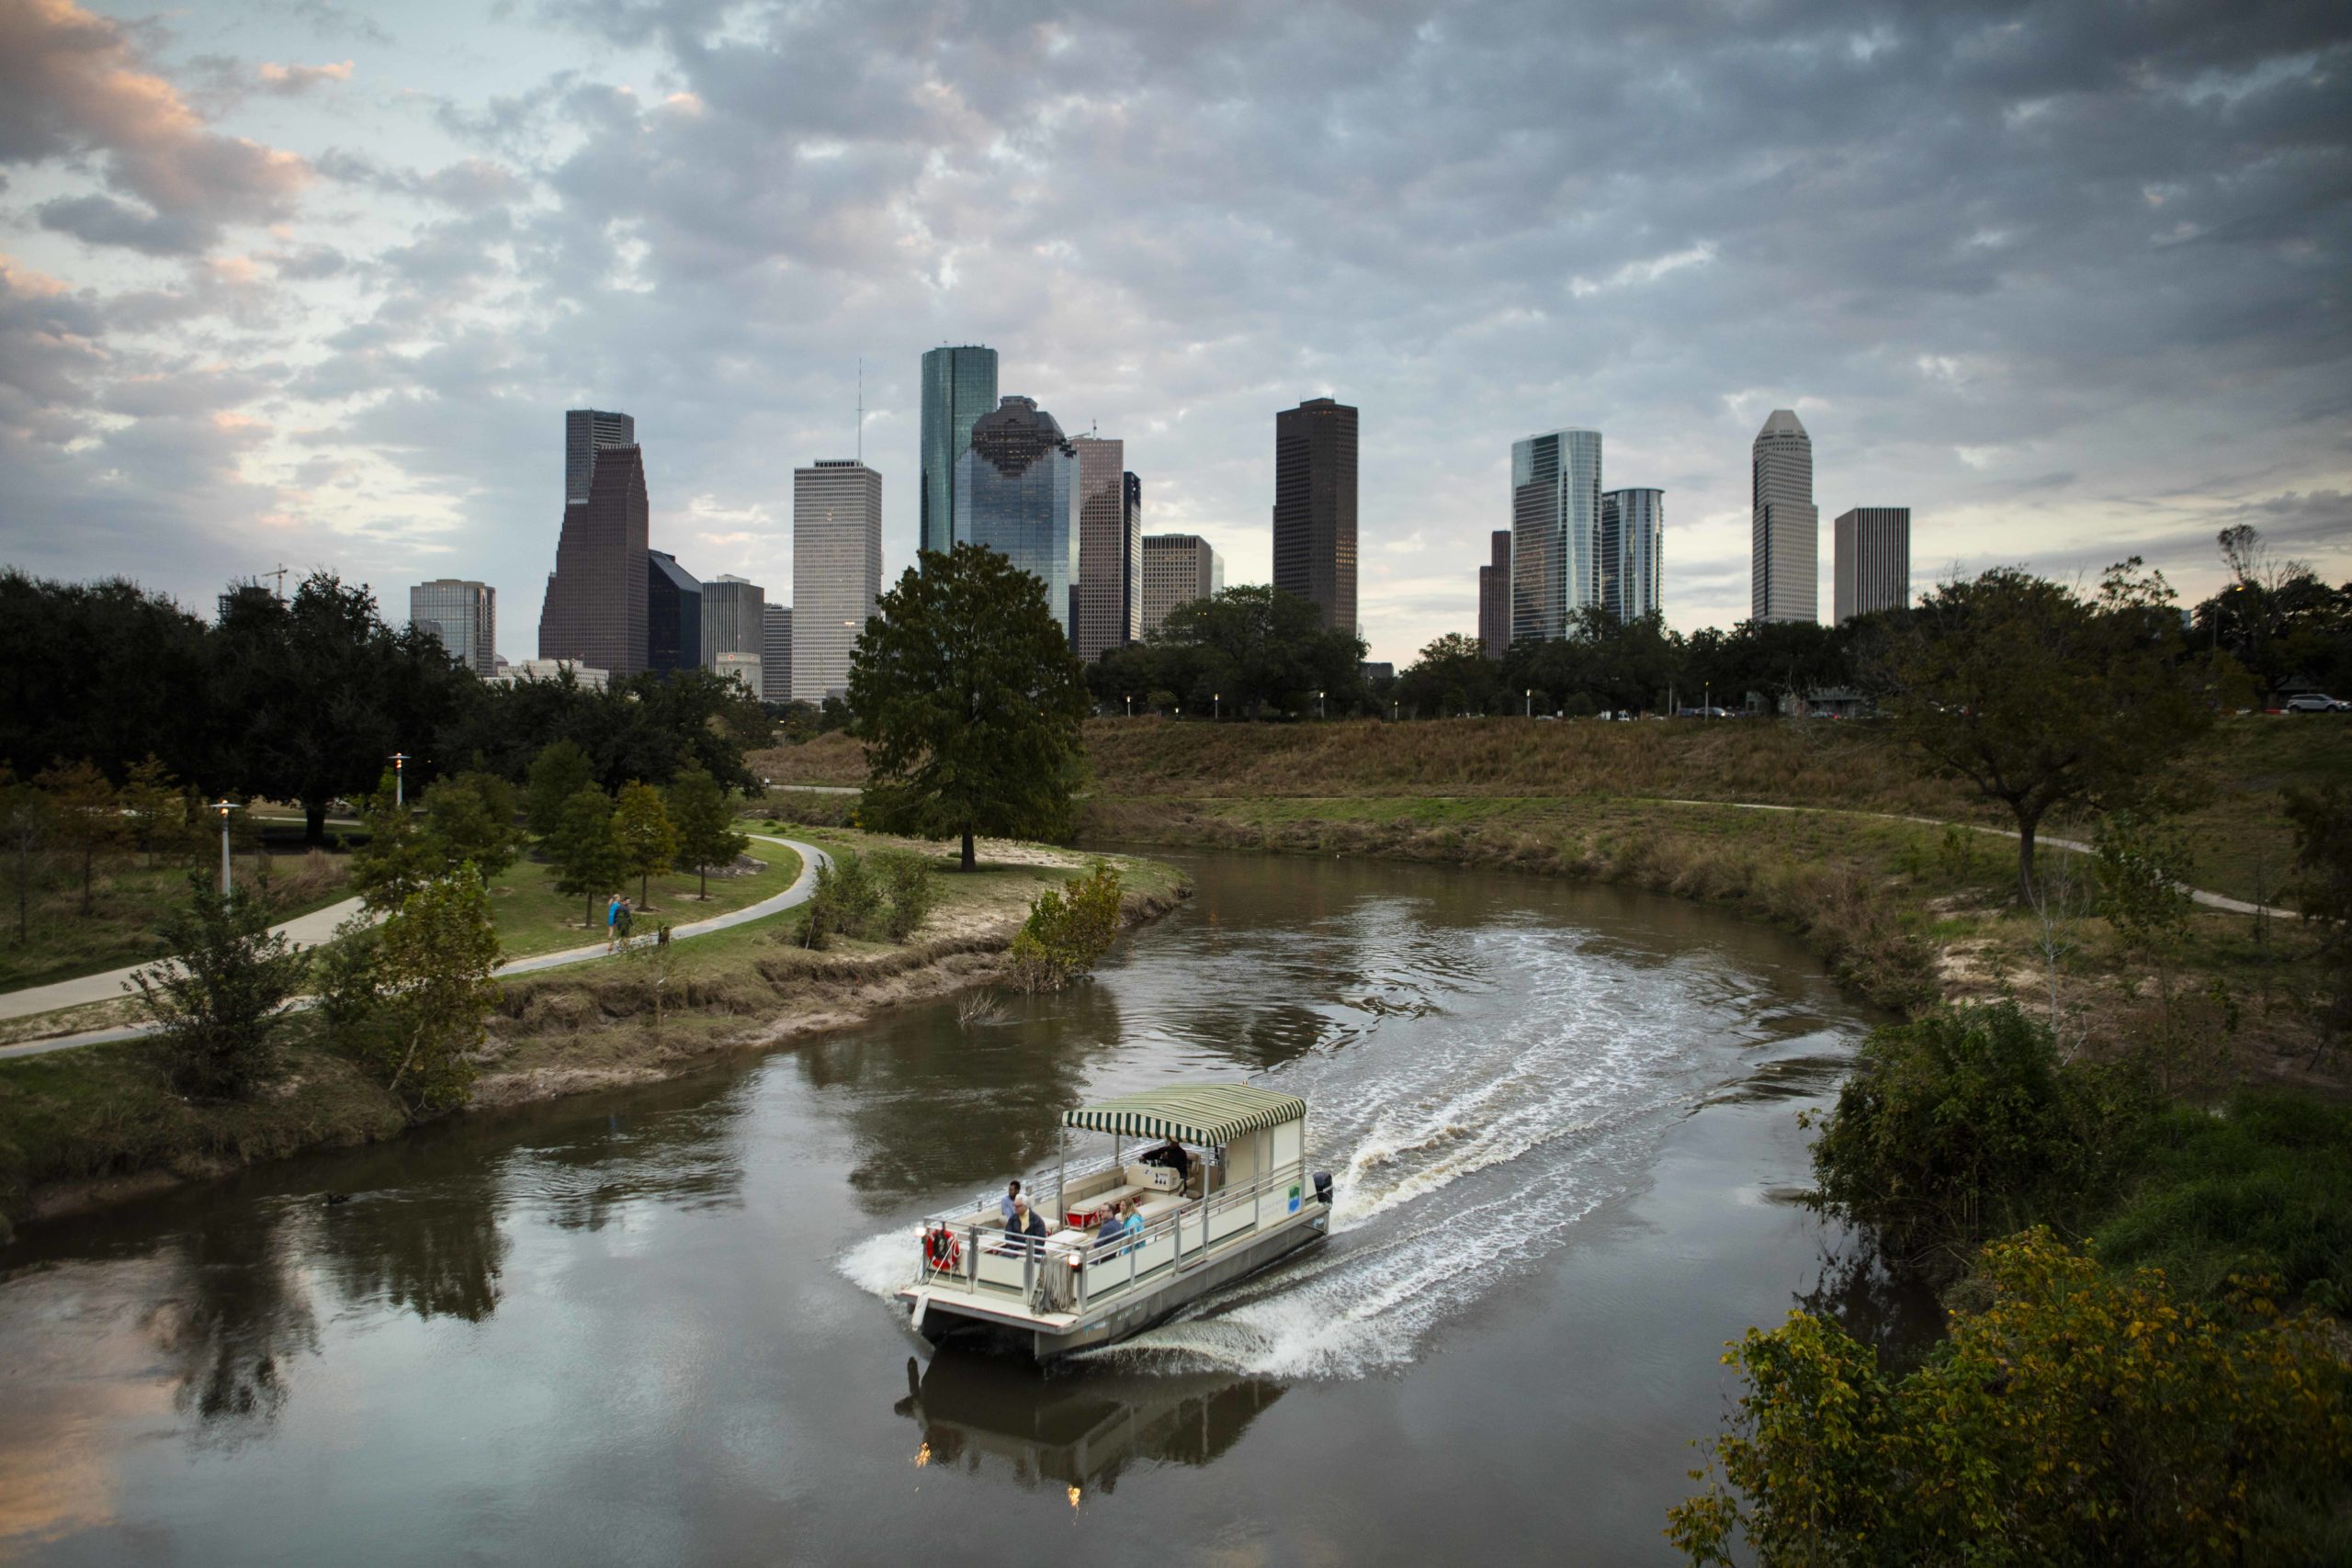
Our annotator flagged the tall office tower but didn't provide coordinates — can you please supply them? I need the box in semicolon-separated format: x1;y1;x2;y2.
1834;506;1911;623
565;409;635;505
919;345;1000;560
700;574;765;674
1272;397;1359;635
1477;531;1511;659
1069;435;1140;661
792;458;883;701
1140;534;1223;636
1601;488;1665;622
409;580;497;677
1510;428;1603;643
761;604;792;704
539;442;649;677
1751;409;1818;623
955;396;1081;640
646;549;701;674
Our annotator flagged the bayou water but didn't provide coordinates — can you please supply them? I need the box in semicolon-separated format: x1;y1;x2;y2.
0;851;1922;1563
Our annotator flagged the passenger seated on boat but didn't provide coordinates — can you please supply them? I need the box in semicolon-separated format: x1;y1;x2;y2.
998;1179;1023;1224
990;1198;1049;1254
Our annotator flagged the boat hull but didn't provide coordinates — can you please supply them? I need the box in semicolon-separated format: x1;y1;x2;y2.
902;1208;1328;1359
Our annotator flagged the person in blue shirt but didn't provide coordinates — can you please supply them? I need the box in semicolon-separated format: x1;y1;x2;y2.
999;1179;1022;1224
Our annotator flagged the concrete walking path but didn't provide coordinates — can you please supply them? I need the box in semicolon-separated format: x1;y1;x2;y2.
0;836;830;1060
1648;799;2278;916
0;896;368;1023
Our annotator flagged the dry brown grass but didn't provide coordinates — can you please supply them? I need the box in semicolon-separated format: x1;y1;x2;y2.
752;718;1988;817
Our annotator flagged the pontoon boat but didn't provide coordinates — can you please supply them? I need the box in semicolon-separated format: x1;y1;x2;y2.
896;1083;1331;1359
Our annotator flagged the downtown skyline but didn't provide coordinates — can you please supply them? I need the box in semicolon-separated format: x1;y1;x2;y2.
3;2;2346;668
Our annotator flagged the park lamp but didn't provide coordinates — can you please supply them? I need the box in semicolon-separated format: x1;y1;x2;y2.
209;798;238;897
389;750;411;807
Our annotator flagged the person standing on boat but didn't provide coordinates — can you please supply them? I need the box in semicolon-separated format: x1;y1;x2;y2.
999;1179;1022;1224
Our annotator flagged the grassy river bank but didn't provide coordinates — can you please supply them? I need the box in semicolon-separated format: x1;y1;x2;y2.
0;832;1189;1238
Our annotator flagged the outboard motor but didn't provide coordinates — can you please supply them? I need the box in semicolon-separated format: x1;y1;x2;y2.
1313;1171;1334;1207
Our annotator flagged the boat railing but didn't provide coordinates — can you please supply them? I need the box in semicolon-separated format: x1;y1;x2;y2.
917;1146;1130;1230
914;1162;1315;1314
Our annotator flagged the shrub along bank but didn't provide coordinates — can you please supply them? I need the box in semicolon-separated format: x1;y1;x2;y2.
0;832;1188;1237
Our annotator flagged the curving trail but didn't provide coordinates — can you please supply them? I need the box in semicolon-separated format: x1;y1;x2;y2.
0;836;831;1061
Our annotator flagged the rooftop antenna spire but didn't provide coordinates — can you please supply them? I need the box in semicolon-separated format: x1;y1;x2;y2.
855;357;864;464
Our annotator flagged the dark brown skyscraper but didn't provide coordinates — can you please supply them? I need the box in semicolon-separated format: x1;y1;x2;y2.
538;442;649;677
1478;529;1510;658
1272;396;1358;635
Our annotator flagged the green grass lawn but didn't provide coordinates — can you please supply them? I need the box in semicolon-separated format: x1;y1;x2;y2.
486;837;802;960
0;852;354;994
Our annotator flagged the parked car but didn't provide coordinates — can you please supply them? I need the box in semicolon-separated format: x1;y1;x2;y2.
2284;694;2346;713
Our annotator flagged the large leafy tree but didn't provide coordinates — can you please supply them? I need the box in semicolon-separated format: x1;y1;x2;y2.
1879;561;2221;904
212;572;480;841
1396;633;1502;717
0;572;213;787
849;543;1091;872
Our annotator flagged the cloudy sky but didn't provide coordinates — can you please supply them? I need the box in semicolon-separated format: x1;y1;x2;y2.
4;0;2346;666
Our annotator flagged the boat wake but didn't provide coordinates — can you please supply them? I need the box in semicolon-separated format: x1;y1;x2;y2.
837;915;1838;1382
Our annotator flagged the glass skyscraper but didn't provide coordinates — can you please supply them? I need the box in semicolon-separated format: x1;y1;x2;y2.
919;345;999;560
646;548;700;674
1601;488;1664;622
1510;428;1602;643
955;396;1080;641
565;409;635;505
409;579;496;677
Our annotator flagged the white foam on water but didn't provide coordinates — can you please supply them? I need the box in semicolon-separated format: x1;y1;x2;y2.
838;1227;922;1300
847;919;1788;1382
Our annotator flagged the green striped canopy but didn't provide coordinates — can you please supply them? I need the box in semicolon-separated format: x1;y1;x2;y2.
1061;1084;1306;1146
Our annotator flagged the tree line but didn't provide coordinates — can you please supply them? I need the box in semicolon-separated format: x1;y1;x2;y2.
0;569;770;842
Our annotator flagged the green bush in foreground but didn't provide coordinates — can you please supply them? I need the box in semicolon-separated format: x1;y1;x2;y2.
1804;1001;2155;1280
1668;1229;2352;1567
1006;861;1122;992
797;850;937;949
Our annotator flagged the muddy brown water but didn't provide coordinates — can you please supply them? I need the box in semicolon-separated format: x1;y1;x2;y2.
0;851;1933;1564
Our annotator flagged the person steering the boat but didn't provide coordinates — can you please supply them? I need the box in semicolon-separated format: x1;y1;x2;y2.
1141;1140;1191;1184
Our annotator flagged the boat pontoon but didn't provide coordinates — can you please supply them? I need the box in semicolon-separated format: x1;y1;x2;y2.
895;1083;1332;1359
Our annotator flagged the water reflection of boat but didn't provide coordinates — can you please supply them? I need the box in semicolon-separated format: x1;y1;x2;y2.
897;1084;1332;1359
894;1353;1285;1491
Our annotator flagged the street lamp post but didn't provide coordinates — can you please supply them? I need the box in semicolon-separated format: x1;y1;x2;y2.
1703;682;1711;716
1125;694;1133;717
210;799;236;897
1317;689;1326;720
1524;688;1532;718
389;750;411;807
1392;699;1399;722
1214;693;1221;721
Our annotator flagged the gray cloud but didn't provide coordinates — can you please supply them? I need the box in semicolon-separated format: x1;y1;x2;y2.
3;0;2348;659
0;0;310;254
